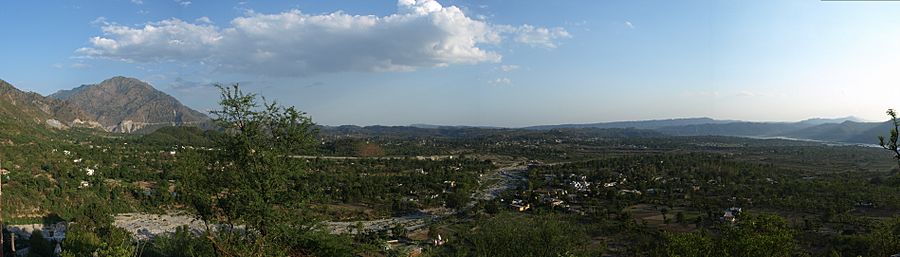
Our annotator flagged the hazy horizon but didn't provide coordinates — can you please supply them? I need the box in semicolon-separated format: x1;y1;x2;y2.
3;0;900;127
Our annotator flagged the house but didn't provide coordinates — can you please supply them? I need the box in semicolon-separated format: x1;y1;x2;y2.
549;199;565;207
510;199;531;212
618;189;642;195
510;203;530;212
722;207;742;223
855;202;876;208
443;180;457;188
571;181;592;192
433;234;447;246
723;211;736;223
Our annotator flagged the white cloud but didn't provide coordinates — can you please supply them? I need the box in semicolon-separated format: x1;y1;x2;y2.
91;17;108;25
501;24;571;48
71;63;91;69
77;0;569;77
624;21;634;29
52;62;91;69
131;0;143;5
489;77;512;86
498;64;519;72
175;0;191;7
195;17;213;24
77;19;222;62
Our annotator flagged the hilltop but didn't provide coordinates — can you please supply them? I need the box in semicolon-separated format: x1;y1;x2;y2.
50;76;210;133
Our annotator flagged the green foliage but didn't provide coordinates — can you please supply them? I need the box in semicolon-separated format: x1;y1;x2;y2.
27;230;54;257
68;198;114;233
662;214;800;257
830;216;900;257
138;126;218;147
303;157;491;218
60;224;135;257
177;84;349;256
60;226;103;257
142;226;215;257
449;213;592;257
879;108;900;169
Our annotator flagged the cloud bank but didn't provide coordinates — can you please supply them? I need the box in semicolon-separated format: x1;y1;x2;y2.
77;0;569;77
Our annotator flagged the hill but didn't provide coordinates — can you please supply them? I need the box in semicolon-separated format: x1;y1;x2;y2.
524;117;734;130
0;79;105;142
50;76;210;133
526;117;891;145
782;121;891;145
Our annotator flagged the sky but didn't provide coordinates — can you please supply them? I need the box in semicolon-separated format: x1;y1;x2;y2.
2;0;900;127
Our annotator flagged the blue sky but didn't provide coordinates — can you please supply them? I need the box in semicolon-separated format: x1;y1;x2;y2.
2;0;900;127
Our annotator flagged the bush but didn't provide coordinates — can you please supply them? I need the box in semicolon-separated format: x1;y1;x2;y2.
452;213;592;257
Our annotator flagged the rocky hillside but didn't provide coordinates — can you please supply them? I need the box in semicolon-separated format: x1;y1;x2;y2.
50;76;210;133
0;79;101;131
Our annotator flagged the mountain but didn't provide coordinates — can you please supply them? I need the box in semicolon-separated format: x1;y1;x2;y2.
409;124;502;129
0;79;101;132
524;117;734;130
799;116;864;126
780;121;890;145
50;76;210;133
320;125;663;140
525;116;891;145
655;122;814;137
655;119;891;145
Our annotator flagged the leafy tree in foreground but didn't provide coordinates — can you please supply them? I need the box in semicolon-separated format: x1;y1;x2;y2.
178;84;346;256
878;109;900;170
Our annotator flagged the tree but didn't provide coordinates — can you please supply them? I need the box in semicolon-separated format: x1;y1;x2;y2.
457;213;592;257
661;207;670;224
878;109;900;170
27;230;53;257
178;84;321;256
662;214;799;257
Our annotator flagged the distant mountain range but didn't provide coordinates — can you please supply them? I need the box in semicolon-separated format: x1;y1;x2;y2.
0;76;210;134
349;115;888;145
524;117;737;130
0;75;892;144
524;116;887;145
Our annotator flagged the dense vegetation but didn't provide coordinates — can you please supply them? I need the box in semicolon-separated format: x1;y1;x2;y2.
0;87;898;256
